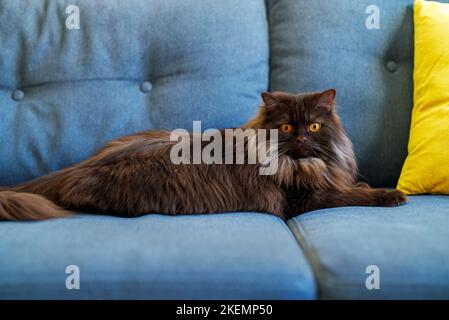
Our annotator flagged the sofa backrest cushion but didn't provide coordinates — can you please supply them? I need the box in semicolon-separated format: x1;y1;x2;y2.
267;0;446;187
0;0;268;185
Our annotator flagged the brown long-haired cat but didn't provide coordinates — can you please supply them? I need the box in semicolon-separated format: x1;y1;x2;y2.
0;89;406;221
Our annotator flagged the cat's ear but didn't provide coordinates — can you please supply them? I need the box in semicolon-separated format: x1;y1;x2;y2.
316;89;336;112
261;92;280;106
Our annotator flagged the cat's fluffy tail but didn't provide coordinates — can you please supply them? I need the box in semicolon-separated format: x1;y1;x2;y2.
0;190;69;221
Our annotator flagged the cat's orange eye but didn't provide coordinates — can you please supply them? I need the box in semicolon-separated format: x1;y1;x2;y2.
280;124;293;133
309;123;321;132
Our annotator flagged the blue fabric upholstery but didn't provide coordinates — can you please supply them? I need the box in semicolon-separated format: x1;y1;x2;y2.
288;196;449;299
0;213;315;299
0;0;268;185
266;0;449;187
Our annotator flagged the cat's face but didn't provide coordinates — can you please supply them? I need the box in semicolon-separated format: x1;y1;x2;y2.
259;89;345;161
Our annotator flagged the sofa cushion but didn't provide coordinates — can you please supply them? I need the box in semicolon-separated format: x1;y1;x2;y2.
397;0;449;195
267;0;447;187
0;213;315;299
288;195;449;299
0;0;268;185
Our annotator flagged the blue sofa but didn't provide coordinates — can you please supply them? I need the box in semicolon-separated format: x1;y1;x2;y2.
0;0;448;299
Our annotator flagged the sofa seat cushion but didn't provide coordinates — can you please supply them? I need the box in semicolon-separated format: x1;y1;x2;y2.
0;213;315;299
288;195;449;299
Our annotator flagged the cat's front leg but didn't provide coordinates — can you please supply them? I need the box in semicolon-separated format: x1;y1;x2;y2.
285;187;407;218
312;187;408;209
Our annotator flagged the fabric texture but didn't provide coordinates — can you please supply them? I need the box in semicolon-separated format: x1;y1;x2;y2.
0;0;269;186
0;213;316;299
397;0;449;195
288;195;449;299
267;0;418;187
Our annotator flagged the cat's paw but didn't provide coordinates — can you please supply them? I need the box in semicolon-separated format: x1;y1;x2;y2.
355;181;371;188
379;189;407;207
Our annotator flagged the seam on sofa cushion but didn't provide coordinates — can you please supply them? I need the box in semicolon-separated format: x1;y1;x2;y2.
274;217;318;299
286;218;326;299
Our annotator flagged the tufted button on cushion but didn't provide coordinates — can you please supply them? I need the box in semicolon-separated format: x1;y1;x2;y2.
12;90;24;101
386;60;399;72
140;81;152;93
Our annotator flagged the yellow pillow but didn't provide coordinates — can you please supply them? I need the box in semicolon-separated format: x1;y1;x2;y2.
397;0;449;195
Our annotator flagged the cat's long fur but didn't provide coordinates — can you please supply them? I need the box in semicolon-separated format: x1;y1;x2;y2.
0;90;406;221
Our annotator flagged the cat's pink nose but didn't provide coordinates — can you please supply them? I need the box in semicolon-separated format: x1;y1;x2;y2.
296;136;307;143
